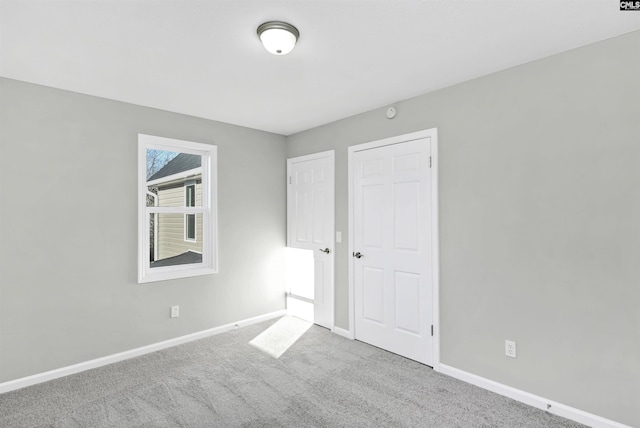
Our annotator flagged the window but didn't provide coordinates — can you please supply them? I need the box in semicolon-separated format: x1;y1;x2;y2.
185;182;196;242
185;214;196;242
138;134;217;283
185;182;196;206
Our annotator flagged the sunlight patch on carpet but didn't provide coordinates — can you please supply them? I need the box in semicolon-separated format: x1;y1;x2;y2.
249;316;312;358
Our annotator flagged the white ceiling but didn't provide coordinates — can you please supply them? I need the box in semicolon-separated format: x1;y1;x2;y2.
2;1;639;135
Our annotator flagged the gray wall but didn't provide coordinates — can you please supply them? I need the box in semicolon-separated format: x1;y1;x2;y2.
1;31;639;427
286;31;640;426
0;79;287;382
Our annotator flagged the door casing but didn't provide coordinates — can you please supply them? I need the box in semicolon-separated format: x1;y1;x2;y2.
347;129;440;371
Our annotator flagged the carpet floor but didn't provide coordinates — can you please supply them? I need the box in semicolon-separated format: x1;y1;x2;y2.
0;317;587;428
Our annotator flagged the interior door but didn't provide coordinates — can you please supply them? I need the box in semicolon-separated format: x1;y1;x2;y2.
287;151;335;329
352;137;433;365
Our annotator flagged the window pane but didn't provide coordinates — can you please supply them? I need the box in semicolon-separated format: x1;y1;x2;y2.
186;184;196;207
186;213;196;240
146;149;179;179
146;150;202;208
149;213;203;268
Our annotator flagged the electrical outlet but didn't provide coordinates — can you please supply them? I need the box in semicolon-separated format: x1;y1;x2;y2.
171;305;179;318
505;340;517;358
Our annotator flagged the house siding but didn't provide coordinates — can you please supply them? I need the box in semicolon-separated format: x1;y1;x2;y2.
155;181;203;260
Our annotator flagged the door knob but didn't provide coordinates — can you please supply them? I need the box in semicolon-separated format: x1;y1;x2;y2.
319;248;330;254
352;252;363;259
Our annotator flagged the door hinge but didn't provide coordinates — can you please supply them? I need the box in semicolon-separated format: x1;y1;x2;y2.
429;156;432;168
288;176;291;184
431;325;434;336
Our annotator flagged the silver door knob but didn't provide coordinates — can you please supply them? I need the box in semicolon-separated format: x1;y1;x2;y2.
319;248;330;254
353;252;363;259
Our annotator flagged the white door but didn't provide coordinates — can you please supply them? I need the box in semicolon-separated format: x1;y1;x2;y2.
287;151;335;329
352;136;434;365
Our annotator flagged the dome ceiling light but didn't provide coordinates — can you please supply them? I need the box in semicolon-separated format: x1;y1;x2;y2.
257;21;300;55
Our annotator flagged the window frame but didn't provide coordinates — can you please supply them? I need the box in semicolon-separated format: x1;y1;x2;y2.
138;134;218;283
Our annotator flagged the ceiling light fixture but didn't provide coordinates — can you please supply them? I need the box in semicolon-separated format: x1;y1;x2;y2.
257;21;299;55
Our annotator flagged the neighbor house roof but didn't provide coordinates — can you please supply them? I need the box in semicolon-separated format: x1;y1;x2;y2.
147;153;201;182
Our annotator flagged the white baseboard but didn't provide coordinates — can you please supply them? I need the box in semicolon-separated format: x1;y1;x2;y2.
439;364;632;428
332;326;354;339
0;309;286;394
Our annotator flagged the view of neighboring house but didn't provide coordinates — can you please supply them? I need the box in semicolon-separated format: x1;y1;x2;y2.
146;152;203;267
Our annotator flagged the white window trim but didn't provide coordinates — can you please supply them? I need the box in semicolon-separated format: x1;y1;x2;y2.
138;134;218;283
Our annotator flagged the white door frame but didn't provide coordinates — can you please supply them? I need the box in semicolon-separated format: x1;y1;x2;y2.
286;150;335;330
347;129;440;371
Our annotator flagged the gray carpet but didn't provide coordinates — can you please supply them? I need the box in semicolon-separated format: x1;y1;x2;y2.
0;317;587;428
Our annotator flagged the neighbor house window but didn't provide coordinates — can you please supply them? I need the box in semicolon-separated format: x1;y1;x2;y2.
138;134;217;283
185;181;196;242
185;213;196;241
